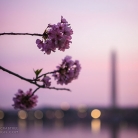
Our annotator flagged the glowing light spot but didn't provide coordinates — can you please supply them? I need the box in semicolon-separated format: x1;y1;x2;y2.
0;110;4;119
91;109;101;119
91;119;101;133
55;110;64;119
18;110;27;119
34;110;43;119
77;104;87;112
60;102;70;111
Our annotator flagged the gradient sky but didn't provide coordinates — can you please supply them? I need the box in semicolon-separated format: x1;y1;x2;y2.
0;0;138;109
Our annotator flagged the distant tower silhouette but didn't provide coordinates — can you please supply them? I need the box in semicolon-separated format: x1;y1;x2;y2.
111;51;117;108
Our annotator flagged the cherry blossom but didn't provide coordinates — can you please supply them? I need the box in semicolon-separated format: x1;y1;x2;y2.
12;89;38;109
42;76;51;87
36;16;73;54
53;56;81;85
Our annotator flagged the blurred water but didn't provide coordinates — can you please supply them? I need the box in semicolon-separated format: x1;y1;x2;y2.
0;119;138;138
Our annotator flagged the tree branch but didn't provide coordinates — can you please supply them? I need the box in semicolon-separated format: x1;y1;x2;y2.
31;87;40;97
37;70;59;79
0;65;33;82
0;65;71;92
46;86;71;92
0;33;43;37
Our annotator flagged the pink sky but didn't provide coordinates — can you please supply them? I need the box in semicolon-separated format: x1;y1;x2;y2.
0;0;138;109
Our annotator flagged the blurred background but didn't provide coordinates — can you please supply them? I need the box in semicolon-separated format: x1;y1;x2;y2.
0;0;138;138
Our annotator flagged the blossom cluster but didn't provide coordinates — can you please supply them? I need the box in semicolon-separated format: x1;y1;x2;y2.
11;16;81;110
53;56;81;85
12;89;38;109
36;16;73;54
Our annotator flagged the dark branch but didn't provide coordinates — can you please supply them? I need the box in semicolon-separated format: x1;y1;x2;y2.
30;87;40;97
37;70;59;79
46;86;71;92
0;65;33;82
0;33;43;36
0;65;71;92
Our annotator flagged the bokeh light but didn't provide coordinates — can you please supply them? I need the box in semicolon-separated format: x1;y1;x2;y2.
77;105;87;113
91;109;101;119
0;110;4;119
60;102;70;111
77;105;87;118
18;110;27;119
34;110;43;119
55;110;64;119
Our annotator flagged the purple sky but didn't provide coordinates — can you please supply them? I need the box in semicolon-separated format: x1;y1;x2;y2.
0;0;138;109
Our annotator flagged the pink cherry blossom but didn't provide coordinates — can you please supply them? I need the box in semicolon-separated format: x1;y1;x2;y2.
42;76;51;87
12;89;38;109
52;56;81;85
36;16;73;54
36;39;44;49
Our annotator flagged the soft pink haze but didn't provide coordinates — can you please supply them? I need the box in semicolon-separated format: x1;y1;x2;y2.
0;0;138;109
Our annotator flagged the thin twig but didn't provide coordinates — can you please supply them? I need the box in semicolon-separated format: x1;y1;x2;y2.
37;70;59;79
30;87;40;97
0;33;43;36
46;86;71;92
